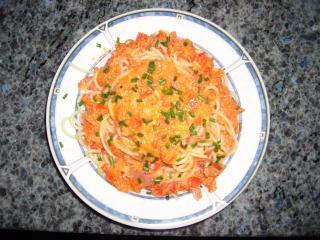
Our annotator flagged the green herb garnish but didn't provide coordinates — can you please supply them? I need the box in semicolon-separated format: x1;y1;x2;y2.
154;176;163;184
103;67;109;74
159;79;166;86
162;88;173;95
147;61;155;74
63;93;68;99
209;117;216;123
78;99;84;107
189;111;195;118
131;77;139;83
97;115;103;122
189;124;197;136
143;161;149;172
142;118;153;124
119;120;128;127
112;95;122;103
108;156;115;167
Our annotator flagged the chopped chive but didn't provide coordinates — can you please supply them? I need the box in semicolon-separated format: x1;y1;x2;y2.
151;157;159;163
181;143;188;149
216;155;225;163
165;143;170;149
96;43;101;48
198;74;203;84
194;69;198;74
103;67;109;73
136;99;143;103
205;77;210;81
131;77;139;83
205;132;210;139
112;95;122;103
95;132;100;137
137;132;144;137
105;83;111;89
137;177;142;183
143;160;149;172
93;97;97;103
142;73;148;79
147;75;153;85
159;79;166;86
191;142;198;148
97;115;103;122
147;61;155;74
175;100;181;108
198;95;204;100
100;99;106;105
119;120;128;127
183;40;189;46
189;111;195;118
146;152;154;158
107;136;113;146
208;161;213;167
165;118;170;124
169;135;181;145
160;35;170;47
154;176;163;184
205;97;209;104
202;119;207;128
59;141;64;148
155;40;160;47
189;124;197;136
97;156;103;161
176;110;186;122
101;92;108;98
146;191;152;195
127;111;132;116
162;88;173;95
176;157;184;162
142;118;153;124
78;99;84;107
62;93;68;99
108;156;115;167
135;140;141;147
132;148;139;152
209;117;216;123
213;140;221;152
132;87;137;92
160;111;171;118
169;106;175;118
116;37;120;44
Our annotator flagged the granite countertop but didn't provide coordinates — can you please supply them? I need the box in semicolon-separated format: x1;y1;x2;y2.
0;0;319;236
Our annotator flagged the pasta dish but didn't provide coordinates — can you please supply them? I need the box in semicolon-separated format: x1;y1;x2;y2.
69;31;242;199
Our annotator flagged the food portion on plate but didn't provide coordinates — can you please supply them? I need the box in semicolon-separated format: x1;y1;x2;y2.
71;31;243;199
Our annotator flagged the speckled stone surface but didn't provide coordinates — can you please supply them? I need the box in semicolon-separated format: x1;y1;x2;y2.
0;0;319;236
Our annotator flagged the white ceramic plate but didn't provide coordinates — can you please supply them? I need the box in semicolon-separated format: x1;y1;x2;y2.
46;8;270;229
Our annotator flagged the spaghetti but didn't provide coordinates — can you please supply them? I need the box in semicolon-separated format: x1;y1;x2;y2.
65;31;243;199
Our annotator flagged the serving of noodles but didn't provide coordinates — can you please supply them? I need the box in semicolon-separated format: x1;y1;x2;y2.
68;31;243;200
